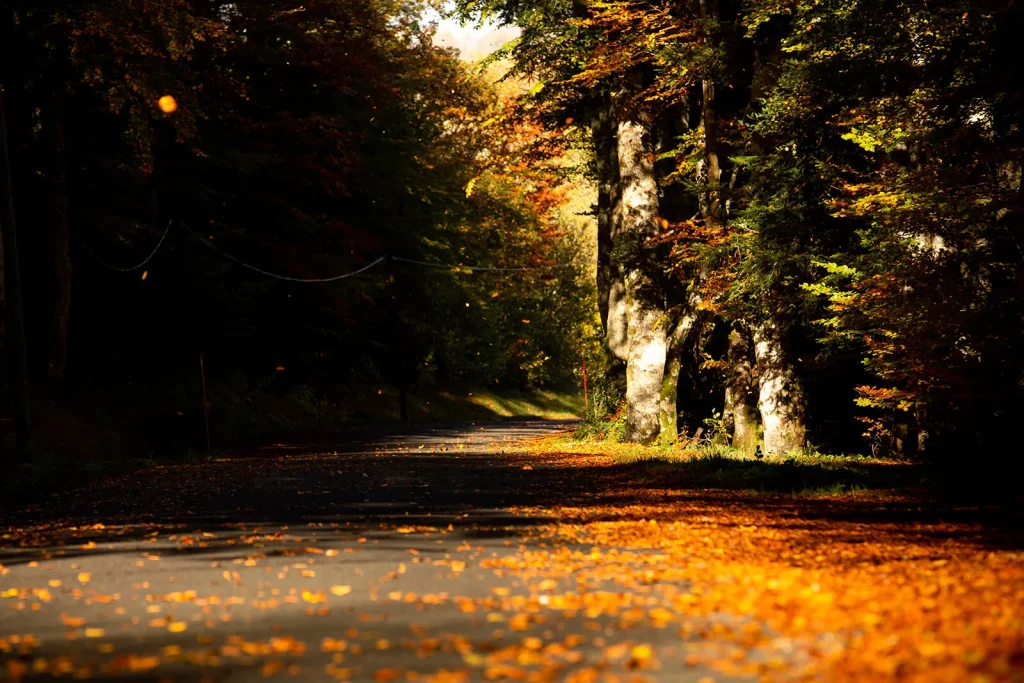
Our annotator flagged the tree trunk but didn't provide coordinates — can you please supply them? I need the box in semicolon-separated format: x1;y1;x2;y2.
914;403;928;456
624;268;667;443
659;352;681;442
695;5;748;450
0;89;32;455
661;294;702;443
46;90;71;380
697;79;723;222
697;0;724;225
723;325;760;453
616;98;667;444
753;322;806;454
592;101;628;363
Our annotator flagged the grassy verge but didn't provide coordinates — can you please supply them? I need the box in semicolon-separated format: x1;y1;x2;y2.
376;387;582;423
530;436;928;496
615;448;924;495
208;383;581;444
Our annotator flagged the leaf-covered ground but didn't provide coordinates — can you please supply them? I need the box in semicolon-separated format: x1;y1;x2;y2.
1;422;1021;682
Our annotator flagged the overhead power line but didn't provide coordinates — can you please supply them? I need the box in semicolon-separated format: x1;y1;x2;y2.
83;220;578;281
78;220;174;272
181;223;388;283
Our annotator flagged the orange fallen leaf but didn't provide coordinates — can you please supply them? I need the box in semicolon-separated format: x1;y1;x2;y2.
302;590;325;603
61;614;85;628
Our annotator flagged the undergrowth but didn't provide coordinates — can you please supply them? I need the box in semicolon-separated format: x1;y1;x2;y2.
574;382;626;442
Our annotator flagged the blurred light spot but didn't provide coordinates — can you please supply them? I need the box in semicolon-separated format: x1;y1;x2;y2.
158;95;178;113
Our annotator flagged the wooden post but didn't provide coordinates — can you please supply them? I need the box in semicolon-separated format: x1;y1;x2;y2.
199;353;211;452
581;352;589;408
0;86;32;455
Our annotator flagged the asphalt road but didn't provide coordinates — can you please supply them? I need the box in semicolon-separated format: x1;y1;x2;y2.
0;421;774;682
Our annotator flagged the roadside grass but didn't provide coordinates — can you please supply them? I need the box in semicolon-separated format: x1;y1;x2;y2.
209;383;580;439
529;436;925;495
405;388;581;422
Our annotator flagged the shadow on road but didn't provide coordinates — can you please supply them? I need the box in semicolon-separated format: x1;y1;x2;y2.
1;420;1021;562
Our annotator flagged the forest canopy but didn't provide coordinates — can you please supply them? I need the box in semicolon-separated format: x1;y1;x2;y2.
2;0;1022;462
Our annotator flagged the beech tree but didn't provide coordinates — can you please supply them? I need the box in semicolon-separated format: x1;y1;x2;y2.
457;0;1024;455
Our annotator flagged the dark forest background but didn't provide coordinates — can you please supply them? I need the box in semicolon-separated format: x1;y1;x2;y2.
0;0;594;467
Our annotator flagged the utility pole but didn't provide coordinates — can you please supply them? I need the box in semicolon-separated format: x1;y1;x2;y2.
0;86;33;456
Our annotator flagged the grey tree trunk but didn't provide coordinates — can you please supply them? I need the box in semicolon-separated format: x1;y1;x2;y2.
659;353;681;441
592;101;628;362
753;322;807;454
723;325;760;453
46;90;71;380
623;267;667;443
616;100;667;444
661;288;702;443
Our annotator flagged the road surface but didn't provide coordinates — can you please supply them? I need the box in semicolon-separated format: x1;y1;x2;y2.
0;421;776;681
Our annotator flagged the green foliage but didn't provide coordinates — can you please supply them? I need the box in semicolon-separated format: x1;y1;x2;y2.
462;0;1024;460
701;410;725;445
737;0;1024;454
574;375;626;442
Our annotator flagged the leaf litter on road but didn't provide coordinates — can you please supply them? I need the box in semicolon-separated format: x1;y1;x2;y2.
0;428;1021;682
